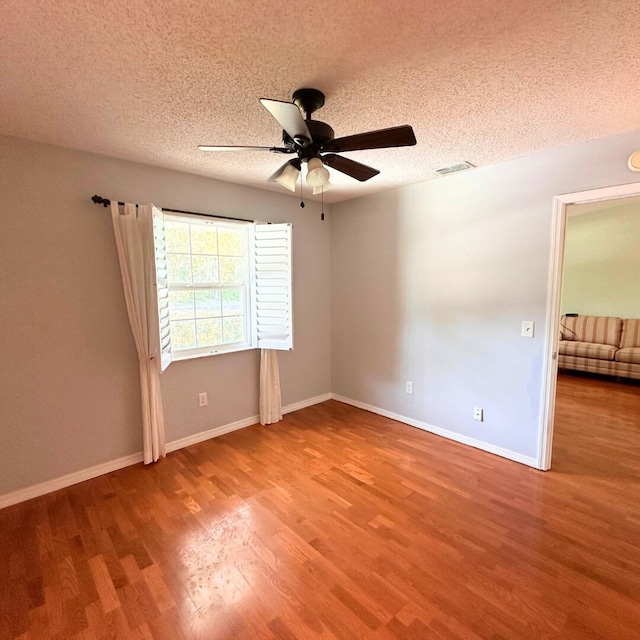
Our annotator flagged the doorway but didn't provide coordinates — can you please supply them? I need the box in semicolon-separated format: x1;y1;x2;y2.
538;181;640;470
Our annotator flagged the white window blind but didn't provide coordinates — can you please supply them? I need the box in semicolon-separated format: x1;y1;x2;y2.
252;223;293;350
152;207;172;371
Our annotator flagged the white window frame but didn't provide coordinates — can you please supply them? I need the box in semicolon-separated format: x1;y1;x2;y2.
152;209;293;368
163;212;253;360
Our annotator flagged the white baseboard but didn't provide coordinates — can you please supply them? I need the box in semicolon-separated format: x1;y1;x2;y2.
331;394;539;469
0;391;536;509
165;415;260;453
0;392;332;509
0;453;144;510
283;392;332;415
165;393;332;453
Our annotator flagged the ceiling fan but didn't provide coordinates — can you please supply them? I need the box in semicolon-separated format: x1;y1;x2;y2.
199;88;417;194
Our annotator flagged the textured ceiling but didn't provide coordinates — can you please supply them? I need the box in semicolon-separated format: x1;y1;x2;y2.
1;0;640;203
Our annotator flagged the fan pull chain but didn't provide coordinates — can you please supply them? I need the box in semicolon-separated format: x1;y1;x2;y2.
321;185;325;221
299;171;305;208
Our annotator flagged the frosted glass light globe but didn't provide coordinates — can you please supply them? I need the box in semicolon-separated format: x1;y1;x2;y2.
306;157;330;187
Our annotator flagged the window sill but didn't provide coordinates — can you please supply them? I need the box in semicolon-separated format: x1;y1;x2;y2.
171;344;255;362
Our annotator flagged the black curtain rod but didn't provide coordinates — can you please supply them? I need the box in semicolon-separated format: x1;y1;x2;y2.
91;195;254;223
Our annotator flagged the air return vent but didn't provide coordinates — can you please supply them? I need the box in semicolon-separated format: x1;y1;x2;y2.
435;161;475;175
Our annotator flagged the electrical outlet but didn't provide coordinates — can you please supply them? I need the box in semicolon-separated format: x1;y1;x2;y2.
405;381;414;395
473;407;483;422
198;392;208;407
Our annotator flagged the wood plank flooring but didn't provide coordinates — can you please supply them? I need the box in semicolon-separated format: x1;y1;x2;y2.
1;373;640;639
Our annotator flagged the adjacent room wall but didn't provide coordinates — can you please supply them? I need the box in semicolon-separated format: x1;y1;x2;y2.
561;202;640;318
0;135;331;496
331;130;640;463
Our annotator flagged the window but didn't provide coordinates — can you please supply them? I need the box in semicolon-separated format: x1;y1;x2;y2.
165;214;250;357
152;210;292;368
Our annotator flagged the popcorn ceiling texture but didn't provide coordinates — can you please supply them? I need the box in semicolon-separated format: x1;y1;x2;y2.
1;0;639;203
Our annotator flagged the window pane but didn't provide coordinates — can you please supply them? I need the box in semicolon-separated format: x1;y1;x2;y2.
222;289;243;316
166;222;190;253
168;291;194;320
167;254;192;284
223;316;244;343
219;257;243;284
192;255;218;284
163;217;252;355
191;227;218;255
172;320;196;349
197;318;222;346
218;229;243;256
195;290;221;318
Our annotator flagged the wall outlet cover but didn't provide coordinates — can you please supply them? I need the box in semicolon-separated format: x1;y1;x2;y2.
521;321;535;337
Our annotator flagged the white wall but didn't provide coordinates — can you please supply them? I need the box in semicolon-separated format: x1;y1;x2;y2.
0;135;331;496
331;130;640;462
561;203;640;318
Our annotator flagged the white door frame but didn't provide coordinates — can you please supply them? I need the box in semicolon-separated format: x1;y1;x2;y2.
537;180;640;470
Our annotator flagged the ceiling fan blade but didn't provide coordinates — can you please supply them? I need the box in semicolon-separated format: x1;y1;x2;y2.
322;154;380;182
260;99;312;147
323;125;416;153
198;145;288;152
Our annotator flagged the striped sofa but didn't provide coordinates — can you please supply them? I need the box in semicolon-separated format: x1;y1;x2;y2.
558;316;640;380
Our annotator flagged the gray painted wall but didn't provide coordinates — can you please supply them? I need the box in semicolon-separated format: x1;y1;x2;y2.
3;128;640;497
0;135;332;495
331;131;640;461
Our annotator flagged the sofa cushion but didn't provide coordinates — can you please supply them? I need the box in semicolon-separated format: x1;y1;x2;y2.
560;315;622;346
620;319;640;348
615;347;640;365
558;340;617;361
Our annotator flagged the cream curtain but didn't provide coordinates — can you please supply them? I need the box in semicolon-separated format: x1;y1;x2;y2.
259;349;282;425
111;202;166;463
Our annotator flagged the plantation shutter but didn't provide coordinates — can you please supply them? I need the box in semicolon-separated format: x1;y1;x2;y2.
252;222;293;350
152;206;172;371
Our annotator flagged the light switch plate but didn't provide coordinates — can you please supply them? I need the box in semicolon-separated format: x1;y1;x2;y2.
521;321;534;338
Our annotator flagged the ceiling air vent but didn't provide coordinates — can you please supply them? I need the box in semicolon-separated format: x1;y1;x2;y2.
435;161;475;176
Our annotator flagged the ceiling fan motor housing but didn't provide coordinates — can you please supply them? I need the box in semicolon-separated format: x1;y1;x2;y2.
292;88;325;117
283;120;335;160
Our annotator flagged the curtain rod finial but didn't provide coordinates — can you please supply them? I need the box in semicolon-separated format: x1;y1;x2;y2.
91;195;111;207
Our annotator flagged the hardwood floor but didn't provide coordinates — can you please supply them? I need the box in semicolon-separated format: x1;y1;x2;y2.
1;375;640;639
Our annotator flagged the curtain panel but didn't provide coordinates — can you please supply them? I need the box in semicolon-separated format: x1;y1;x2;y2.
111;202;166;463
259;349;282;425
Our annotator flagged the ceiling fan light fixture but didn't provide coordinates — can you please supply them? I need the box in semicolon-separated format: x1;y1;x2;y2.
313;181;332;195
306;157;330;187
274;163;300;192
